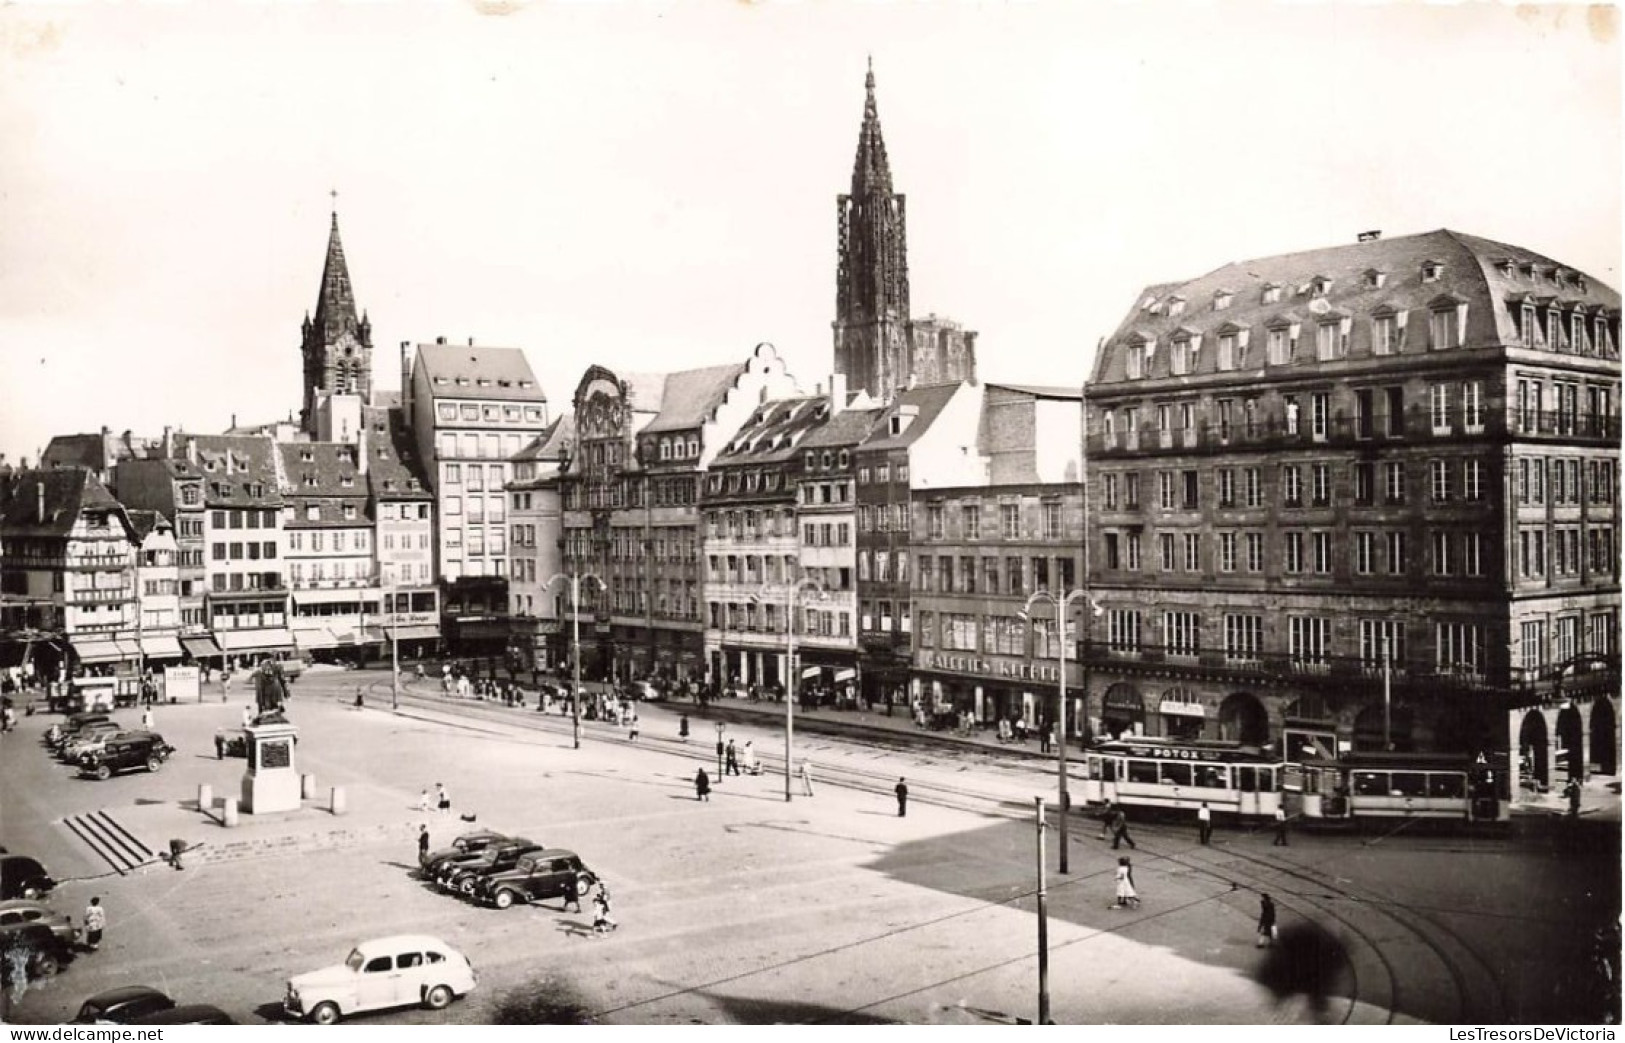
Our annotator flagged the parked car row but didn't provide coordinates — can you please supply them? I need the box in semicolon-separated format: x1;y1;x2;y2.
0;898;77;978
73;985;234;1025
43;712;175;779
418;830;597;910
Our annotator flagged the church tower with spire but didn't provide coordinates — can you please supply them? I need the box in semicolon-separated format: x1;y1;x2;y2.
833;62;975;401
300;209;374;438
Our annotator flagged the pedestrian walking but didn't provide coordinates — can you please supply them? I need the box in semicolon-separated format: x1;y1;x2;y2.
694;767;711;802
1099;800;1116;841
725;739;740;776
800;759;815;797
627;713;639;742
417;788;432;813
436;782;451;814
1110;808;1136;850
592;885;618;934
1112;858;1139;909
417;825;430;864
1256;893;1278;947
742;740;757;776
1198;801;1213;845
83;897;106;951
562;872;585;914
895;777;909;817
1272;806;1290;846
1566;777;1584;818
679;713;690;741
354;686;365;710
140;706;153;731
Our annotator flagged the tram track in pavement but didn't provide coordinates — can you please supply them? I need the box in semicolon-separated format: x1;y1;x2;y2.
363;679;1050;820
362;678;1511;1024
1153;834;1508;1025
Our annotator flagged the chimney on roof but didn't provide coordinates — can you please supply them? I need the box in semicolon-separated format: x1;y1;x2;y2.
231;413;237;431
436;336;447;345
162;426;173;457
1358;230;1382;243
467;337;474;347
37;480;45;524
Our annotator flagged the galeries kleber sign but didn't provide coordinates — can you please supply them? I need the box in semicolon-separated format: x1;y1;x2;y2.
915;651;1061;683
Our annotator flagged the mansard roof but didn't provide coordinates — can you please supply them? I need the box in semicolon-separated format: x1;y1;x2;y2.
0;468;127;539
1094;228;1621;385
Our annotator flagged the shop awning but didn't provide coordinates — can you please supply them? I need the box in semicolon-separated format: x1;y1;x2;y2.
181;636;221;658
835;668;857;682
293;629;341;651
139;635;185;660
70;639;126;664
801;666;821;678
215;629;295;654
368;625;440;643
1158;699;1206;718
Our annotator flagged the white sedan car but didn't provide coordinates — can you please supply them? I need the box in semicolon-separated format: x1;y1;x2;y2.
284;934;476;1025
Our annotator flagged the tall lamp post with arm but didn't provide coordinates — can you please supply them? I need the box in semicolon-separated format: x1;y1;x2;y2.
547;571;604;751
753;578;825;803
1020;587;1095;875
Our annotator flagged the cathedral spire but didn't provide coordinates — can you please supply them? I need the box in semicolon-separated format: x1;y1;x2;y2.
312;210;359;342
851;56;894;196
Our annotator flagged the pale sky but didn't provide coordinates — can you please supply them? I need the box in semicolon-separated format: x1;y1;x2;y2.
1;1;1618;465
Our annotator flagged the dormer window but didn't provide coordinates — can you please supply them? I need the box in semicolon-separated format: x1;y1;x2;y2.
1213;290;1232;312
1170;333;1199;375
1363;269;1387;290
343;504;357;521
300;450;314;462
1575;274;1589;294
340;475;355;488
1495;259;1516;278
1262;283;1282;305
455;378;470;386
303;475;318;488
1520;262;1537;281
1427;294;1468;350
1167;296;1186;317
1310;276;1332;297
519;380;534;388
1421;261;1443;283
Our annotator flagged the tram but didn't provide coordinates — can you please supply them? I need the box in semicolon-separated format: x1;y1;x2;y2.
1079;738;1285;819
1296;752;1506;824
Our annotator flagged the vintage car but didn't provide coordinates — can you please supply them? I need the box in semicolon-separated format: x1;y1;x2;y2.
284;934;476;1025
79;732;176;780
474;849;597;910
214;727;251;759
621;680;660;702
128;1004;237;1025
73;986;177;1024
58;722;125;762
432;838;537;890
49;713;115;748
0;900;78;977
418;830;509;875
0;922;75;981
0;855;57;901
438;840;547;895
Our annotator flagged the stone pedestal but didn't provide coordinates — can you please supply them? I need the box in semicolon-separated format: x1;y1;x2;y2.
241;721;302;814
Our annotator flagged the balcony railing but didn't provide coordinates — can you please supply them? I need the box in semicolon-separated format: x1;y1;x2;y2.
1078;640;1516;688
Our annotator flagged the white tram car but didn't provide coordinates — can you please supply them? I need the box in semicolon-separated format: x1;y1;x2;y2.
1297;753;1506;823
1080;738;1285;819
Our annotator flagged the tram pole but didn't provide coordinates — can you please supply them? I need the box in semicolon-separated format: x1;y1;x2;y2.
1382;633;1392;751
1035;795;1051;1026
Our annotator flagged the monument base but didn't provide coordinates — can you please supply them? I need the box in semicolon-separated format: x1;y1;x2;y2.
241;770;303;815
241;720;303;815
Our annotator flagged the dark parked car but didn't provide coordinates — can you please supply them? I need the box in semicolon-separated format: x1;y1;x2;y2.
0;855;56;901
79;732;176;780
474;850;597;910
128;1003;236;1025
0;923;75;981
419;830;509;876
439;840;547;895
214;727;250;759
49;713;114;748
56;721;123;759
73;986;176;1024
433;837;537;890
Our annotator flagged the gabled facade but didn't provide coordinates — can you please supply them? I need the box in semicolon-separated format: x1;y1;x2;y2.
559;344;799;683
114;454;209;645
365;406;440;658
172;434;290;664
853;380;985;706
506;415;572;673
0;468;139;685
127;509;183;668
278;440;377;662
1085;229;1620;787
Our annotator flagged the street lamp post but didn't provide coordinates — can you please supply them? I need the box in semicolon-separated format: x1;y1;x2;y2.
1021;587;1092;876
755;578;824;803
547;571;603;750
1381;632;1391;751
1034;794;1051;1025
389;586;400;712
